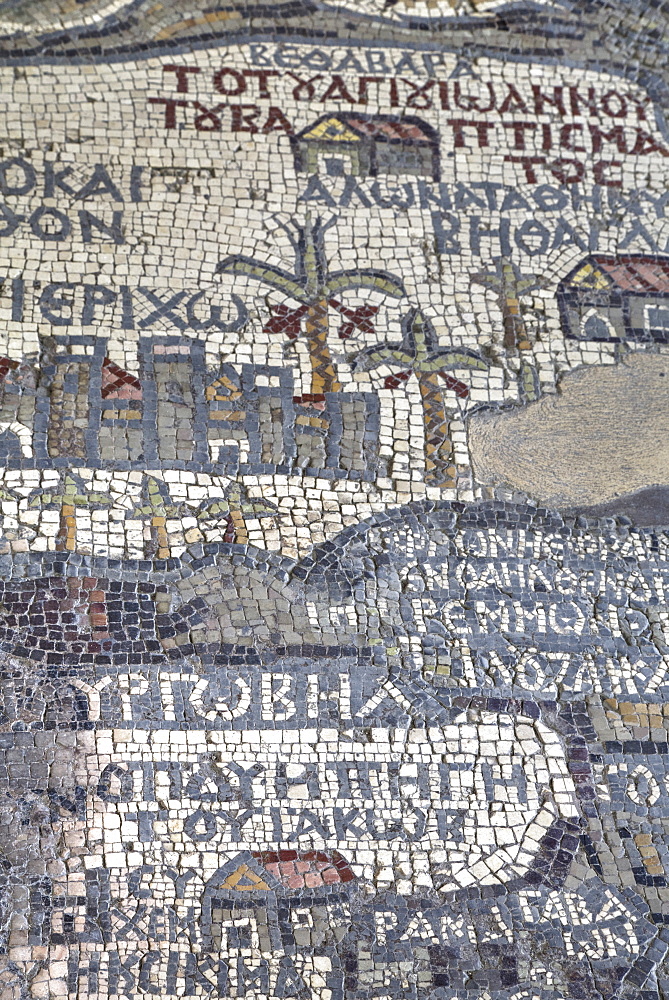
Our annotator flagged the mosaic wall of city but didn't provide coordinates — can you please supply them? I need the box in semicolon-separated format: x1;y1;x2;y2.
0;1;668;998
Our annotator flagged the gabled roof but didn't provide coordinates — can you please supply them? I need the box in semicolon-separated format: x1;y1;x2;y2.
561;255;669;295
253;850;355;889
204;850;355;896
206;368;242;401
296;113;437;145
101;358;142;400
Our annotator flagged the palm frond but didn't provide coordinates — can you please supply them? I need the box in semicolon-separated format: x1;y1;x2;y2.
354;346;414;371
419;349;489;372
128;503;154;518
470;272;503;290
27;473;113;509
126;476;190;520
130;501;186;519
74;492;114;507
515;278;541;294
472;265;543;296
62;474;83;495
226;482;278;518
237;498;278;517
197;482;279;521
324;269;406;299
272;216;300;255
196;498;231;521
28;493;52;508
216;256;306;302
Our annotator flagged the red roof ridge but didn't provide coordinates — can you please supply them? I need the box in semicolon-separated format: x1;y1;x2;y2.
101;357;143;400
251;849;356;889
298;112;436;143
564;254;669;294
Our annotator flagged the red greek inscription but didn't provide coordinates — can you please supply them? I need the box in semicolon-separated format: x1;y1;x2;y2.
498;84;529;114
548;158;585;184
242;70;279;99
403;79;436;110
193;102;225;131
162;65;201;93
502;122;537;150
230;105;262;132
568;86;599;118
262;107;294;133
319;75;356;103
453;81;496;113
630;129;669;156
559;124;586;153
589;124;628;154
625;92;652;121
148;97;188;128
402;78;437;109
289;74;323;100
448;119;496;147
389;78;399;107
504;155;546;183
531;85;566;116
213;68;247;95
593;160;623;186
600;91;627;117
357;77;384;104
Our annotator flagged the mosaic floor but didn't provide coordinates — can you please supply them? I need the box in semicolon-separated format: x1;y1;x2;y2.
0;1;668;998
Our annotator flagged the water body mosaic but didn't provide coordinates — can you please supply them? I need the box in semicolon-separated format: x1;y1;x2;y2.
0;2;668;999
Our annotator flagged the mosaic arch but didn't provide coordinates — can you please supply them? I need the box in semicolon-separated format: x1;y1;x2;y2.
0;2;668;1000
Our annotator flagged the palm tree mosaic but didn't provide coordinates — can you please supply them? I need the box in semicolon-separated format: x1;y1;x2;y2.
28;473;114;552
355;308;488;488
217;214;406;404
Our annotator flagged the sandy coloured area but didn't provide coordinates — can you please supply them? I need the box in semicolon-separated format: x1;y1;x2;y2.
468;351;669;508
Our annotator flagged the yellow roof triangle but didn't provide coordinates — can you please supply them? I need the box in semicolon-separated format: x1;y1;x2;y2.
222;863;271;891
206;373;241;401
570;262;610;290
301;117;360;142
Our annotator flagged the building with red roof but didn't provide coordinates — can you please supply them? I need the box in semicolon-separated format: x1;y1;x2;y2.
291;113;440;181
200;850;356;956
557;254;669;343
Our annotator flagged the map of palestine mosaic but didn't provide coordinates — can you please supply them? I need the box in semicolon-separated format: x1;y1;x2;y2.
0;0;668;998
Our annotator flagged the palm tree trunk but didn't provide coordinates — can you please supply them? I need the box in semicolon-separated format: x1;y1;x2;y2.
57;502;77;552
502;287;540;401
223;513;236;544
500;260;530;350
418;372;457;489
502;292;528;350
302;298;341;399
152;515;170;560
502;278;540;400
229;509;248;545
633;832;665;878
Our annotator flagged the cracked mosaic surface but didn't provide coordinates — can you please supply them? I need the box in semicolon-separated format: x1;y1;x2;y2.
0;1;668;999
